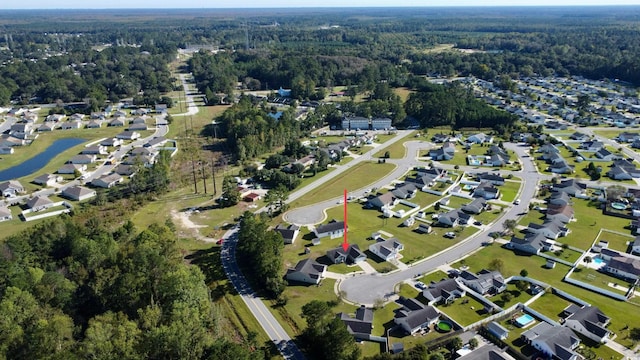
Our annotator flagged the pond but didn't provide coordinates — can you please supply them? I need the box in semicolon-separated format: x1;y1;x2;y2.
0;138;85;181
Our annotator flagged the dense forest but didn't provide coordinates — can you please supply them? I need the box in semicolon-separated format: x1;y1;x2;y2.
3;7;640;108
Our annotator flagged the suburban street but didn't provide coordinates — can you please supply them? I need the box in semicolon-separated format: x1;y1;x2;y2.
221;226;306;360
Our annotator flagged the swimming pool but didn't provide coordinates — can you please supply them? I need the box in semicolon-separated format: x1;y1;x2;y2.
515;314;535;327
611;202;627;210
594;257;604;265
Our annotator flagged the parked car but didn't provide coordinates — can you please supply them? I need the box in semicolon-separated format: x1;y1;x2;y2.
444;232;456;239
513;199;521;205
415;281;427;290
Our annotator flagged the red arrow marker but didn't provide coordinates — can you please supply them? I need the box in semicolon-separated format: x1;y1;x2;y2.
342;188;349;252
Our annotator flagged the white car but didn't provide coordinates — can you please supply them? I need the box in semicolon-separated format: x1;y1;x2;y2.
514;199;521;205
444;232;456;239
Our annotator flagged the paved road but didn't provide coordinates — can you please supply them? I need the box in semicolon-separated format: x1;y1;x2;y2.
221;226;306;360
284;132;429;225
174;73;199;117
338;142;544;305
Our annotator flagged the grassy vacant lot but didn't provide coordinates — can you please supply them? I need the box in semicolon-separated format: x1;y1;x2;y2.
290;161;396;208
593;129;627;140
562;199;632;250
500;180;521;203
373;131;416;159
451;243;639;351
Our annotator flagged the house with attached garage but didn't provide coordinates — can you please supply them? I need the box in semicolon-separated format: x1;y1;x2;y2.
274;223;300;244
569;132;590;141
325;244;366;265
631;236;640;256
391;183;417;200
285;258;326;285
508;232;552;255
461;197;487;215
475;172;505;186
437;209;472;227
61;185;97;201
472;181;500;200
70;154;97;164
60;121;82;130
393;297;440;335
421;278;465;306
458;269;506;296
368;237;404;262
429;142;456;161
553;179;587;197
561;304;612;343
548;191;572;207
594;148;620;161
314;219;346;239
527;219;570;240
338;305;374;341
86;120;103;129
617;132;640;143
57;163;86;175
38;122;57;132
91;173;123;189
0;180;24;197
25;196;54;212
116;130;141;141
486;145;511;164
0;207;12;222
466;132;493;144
579;140;604;152
108;118;126;127
521;322;581;360
600;248;640;281
100;138;123;147
546;204;574;223
81;145;108;155
32;174;62;187
367;192;399;211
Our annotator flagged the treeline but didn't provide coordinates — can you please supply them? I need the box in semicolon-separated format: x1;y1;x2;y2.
404;80;518;134
236;212;285;298
0;217;259;359
0;42;175;107
214;96;304;162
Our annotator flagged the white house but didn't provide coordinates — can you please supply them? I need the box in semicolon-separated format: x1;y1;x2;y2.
285;258;326;285
91;173;124;188
314;220;346;239
61;185;97;201
116;130;141;140
0;180;25;197
25;196;54;212
368;238;404;262
32;174;62;187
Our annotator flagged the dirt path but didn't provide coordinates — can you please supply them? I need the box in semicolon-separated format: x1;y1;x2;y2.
170;209;217;242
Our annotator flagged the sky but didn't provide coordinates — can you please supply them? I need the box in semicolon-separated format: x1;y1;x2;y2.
1;0;640;9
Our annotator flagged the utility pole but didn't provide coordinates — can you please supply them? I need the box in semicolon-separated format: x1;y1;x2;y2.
201;161;207;194
211;154;218;195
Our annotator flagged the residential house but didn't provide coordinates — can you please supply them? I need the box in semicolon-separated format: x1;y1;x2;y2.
547;204;574;223
459;269;506;296
91;173;123;188
131;116;146;124
569;132;590;141
57;163;86;174
475;172;505;186
123;154;155;167
0;147;13;155
70;154;97;164
579;140;604;152
393;297;440;335
45;114;65;122
132;108;149;116
114;164;137;176
548;191;572;207
0;180;24;197
155;104;168;113
367;192;398;210
86;120;103;129
631;236;640;256
116;130;141;140
429;142;455;161
457;344;516;360
553;179;587;197
487;321;510;341
461;197;487;214
129;122;148;131
9;123;33;139
437;209;471;227
538;144;560;159
325;245;366;264
26;196;54;212
631;138;640;149
391;183;417;200
561;304;612;343
368;238;404;262
60;121;83;130
431;133;449;143
527;219;570;240
109;117;126;127
0;134;25;147
100;138;123;147
81;145;108;155
467;133;492;144
338;305;374;340
521;322;581;360
550;159;574;174
69;113;84;121
607;159;640;180
0;207;12;222
422;278;465;305
274;223;300;244
113;110;127;118
341;116;369;130
315;219;346;239
61;186;97;201
144;136;168;148
595;148;620;161
600;249;640;281
487;145;511;164
508;232;552;255
617;132;640;143
472;181;500;200
32;174;62;187
285;258;326;285
37;122;57;132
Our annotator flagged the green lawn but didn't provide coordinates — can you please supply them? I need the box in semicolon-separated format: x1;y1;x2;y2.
437;296;489;326
418;270;450;285
569;267;630;296
451;244;640;351
500;180;521;203
493;283;534;309
373;131;416;159
290;161;396;208
562;199;632;250
596;229;635;253
527;291;573;321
